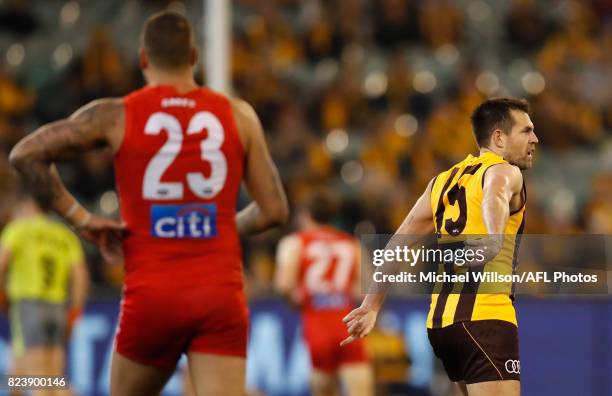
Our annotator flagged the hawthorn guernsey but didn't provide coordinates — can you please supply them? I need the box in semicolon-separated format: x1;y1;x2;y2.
342;98;539;393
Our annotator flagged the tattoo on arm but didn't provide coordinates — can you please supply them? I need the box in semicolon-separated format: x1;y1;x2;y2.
10;99;122;211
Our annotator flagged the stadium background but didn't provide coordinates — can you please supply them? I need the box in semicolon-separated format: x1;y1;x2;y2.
0;0;610;395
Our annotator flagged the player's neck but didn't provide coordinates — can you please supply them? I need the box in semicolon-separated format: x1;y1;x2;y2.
16;206;41;219
479;147;503;158
145;69;198;94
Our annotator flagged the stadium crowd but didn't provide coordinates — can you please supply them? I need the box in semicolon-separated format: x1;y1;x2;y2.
0;0;610;294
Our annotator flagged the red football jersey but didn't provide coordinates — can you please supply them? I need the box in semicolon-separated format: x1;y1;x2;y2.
296;227;359;313
115;85;244;288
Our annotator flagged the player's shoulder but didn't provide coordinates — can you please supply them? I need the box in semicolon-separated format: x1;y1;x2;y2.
227;97;261;150
72;97;124;127
483;162;522;182
90;97;124;107
49;219;80;243
330;227;356;242
308;226;354;242
277;233;303;253
228;97;258;125
482;162;523;192
0;219;21;238
2;216;41;245
199;86;231;102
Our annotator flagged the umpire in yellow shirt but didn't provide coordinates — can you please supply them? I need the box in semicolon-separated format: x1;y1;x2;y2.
0;193;88;388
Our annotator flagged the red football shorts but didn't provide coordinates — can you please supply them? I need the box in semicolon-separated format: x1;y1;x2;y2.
115;275;248;368
303;310;369;374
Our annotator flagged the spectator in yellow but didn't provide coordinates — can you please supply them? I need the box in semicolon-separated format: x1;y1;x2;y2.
0;193;88;394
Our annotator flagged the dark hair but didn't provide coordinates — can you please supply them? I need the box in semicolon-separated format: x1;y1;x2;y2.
141;11;194;70
470;98;530;147
304;189;339;224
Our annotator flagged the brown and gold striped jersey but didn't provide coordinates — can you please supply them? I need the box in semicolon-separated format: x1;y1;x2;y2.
426;151;525;329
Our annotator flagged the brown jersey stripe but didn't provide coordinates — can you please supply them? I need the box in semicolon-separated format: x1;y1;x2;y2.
510;215;526;298
453;265;484;323
435;167;459;234
512;215;526;272
432;164;483;326
461;163;482;176
431;260;454;328
510;181;527;216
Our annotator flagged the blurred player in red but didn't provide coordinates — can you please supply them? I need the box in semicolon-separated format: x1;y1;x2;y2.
10;10;288;396
275;190;373;396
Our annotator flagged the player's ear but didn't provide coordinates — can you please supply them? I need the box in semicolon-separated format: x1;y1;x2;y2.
491;129;505;149
139;48;148;70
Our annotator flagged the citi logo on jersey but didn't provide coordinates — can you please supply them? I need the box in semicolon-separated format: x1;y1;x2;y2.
151;204;217;238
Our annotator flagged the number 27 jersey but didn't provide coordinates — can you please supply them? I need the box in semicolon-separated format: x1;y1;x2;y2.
296;227;359;313
114;85;244;283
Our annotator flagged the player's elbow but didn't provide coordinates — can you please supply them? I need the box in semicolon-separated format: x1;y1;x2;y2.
276;200;290;225
8;141;32;170
267;198;289;227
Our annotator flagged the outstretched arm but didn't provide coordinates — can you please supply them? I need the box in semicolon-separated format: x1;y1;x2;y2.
232;99;289;234
342;178;436;345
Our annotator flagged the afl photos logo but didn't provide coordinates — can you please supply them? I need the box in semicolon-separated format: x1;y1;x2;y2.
505;359;521;374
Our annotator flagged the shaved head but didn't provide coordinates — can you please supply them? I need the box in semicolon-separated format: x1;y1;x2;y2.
141;11;195;70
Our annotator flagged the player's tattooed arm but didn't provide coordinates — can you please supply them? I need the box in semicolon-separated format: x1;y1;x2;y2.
9;98;124;226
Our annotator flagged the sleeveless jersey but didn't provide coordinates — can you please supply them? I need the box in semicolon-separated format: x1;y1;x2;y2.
426;151;526;328
115;85;244;287
0;215;84;303
296;227;359;314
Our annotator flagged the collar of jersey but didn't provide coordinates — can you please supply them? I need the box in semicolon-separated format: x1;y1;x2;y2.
474;151;505;161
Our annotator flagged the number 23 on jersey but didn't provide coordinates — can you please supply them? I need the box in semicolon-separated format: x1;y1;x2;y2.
142;111;228;200
143;111;227;239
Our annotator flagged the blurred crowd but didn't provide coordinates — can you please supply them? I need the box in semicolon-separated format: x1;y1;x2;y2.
0;0;610;293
